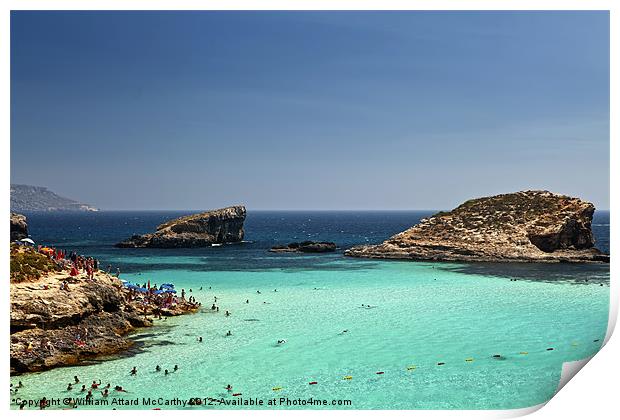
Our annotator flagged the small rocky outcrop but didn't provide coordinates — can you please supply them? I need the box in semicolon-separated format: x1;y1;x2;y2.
10;213;28;241
345;191;609;263
116;206;246;248
270;241;337;253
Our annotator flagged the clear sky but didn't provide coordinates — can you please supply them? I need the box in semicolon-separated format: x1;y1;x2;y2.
10;11;609;210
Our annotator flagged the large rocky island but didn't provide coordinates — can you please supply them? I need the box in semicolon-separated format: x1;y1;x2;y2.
345;191;609;263
116;205;246;248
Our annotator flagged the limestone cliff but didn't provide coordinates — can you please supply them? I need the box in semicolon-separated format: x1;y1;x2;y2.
10;213;28;241
345;191;608;263
115;206;246;248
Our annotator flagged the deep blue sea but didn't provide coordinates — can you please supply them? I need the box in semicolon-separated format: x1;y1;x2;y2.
12;210;610;410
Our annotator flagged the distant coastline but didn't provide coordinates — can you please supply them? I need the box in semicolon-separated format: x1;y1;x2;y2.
11;184;98;212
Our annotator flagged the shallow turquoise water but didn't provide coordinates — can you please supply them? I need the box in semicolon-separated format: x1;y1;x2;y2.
11;258;609;410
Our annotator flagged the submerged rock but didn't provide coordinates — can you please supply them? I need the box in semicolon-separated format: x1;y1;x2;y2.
116;205;246;248
10;213;28;242
345;190;609;263
270;241;337;253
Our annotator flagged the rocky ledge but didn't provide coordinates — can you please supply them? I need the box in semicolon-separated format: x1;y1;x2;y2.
345;191;609;263
116;206;246;248
270;241;337;253
10;213;28;242
10;256;198;374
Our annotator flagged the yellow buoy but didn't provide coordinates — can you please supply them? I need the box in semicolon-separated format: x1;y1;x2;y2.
272;387;283;391
571;342;579;346
343;376;352;380
465;358;474;362
407;365;416;371
519;351;528;355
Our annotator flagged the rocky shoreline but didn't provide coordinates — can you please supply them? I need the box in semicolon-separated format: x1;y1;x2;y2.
10;247;198;375
345;191;609;263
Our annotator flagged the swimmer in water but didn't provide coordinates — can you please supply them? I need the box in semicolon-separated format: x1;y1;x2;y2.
130;366;137;375
226;330;232;337
246;299;249;304
80;385;86;392
101;389;109;397
156;365;161;372
174;365;178;371
225;310;230;316
165;369;169;375
198;336;203;342
225;384;233;392
340;329;349;334
257;290;261;294
74;375;80;384
67;383;73;391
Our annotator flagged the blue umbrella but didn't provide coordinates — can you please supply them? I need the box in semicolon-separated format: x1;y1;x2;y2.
136;287;149;293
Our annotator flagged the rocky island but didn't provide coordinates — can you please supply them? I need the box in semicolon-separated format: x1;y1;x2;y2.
345;191;609;263
270;241;337;253
116;205;246;248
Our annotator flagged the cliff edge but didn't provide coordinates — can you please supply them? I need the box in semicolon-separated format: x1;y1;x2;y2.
345;191;608;263
115;206;246;248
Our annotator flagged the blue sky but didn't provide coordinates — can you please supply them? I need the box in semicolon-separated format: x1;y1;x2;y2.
11;11;609;210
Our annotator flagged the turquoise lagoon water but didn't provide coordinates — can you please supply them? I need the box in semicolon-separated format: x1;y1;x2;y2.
11;211;610;410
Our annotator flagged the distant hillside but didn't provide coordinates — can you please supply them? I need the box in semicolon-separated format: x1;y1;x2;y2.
10;184;98;212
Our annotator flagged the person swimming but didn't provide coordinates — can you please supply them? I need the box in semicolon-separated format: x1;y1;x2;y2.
245;299;249;304
164;369;169;375
198;336;203;342
225;384;233;392
74;375;80;384
67;383;73;391
91;380;101;389
156;365;161;372
277;339;287;345
174;365;178;371
225;310;230;316
226;330;232;336
130;366;137;375
80;385;86;392
257;290;261;294
101;389;109;397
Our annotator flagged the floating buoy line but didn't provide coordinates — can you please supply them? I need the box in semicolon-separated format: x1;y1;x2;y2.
265;338;602;393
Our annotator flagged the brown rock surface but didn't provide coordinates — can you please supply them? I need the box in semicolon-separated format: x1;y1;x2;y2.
10;267;197;374
10;213;28;241
345;191;608;263
116;206;246;248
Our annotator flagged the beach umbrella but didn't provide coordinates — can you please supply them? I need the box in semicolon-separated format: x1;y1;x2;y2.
136;287;149;293
21;238;35;244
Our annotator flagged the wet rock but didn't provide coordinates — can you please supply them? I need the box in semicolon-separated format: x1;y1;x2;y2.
270;241;337;253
